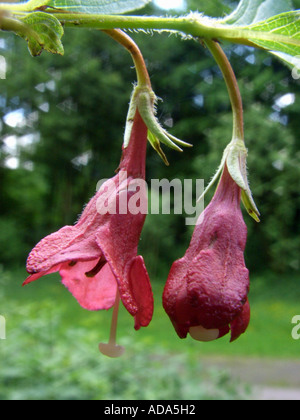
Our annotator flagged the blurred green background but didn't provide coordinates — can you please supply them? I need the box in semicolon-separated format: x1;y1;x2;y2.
0;0;300;400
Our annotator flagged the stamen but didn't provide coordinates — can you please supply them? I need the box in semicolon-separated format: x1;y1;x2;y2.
99;289;125;358
85;257;106;278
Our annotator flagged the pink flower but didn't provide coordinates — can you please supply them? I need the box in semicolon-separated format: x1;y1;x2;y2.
163;164;250;342
24;110;153;344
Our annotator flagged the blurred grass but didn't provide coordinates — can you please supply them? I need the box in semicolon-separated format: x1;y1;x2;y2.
0;265;300;400
0;265;251;400
1;266;300;358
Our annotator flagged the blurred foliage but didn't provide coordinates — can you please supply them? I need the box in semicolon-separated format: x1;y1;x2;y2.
1;264;300;399
0;0;299;277
0;267;249;401
0;314;247;400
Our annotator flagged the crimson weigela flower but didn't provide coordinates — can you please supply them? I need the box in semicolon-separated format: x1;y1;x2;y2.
24;110;153;356
163;163;250;342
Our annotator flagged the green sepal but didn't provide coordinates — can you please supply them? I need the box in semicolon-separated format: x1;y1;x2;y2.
226;139;260;222
197;149;227;204
226;139;248;191
123;87;138;149
123;85;191;164
147;130;169;166
241;190;261;222
137;91;184;153
199;138;260;222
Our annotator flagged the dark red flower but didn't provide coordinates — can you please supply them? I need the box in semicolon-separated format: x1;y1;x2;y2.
24;110;153;334
163;164;250;342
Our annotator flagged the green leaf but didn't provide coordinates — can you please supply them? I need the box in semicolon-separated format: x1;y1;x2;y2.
216;10;300;70
19;12;64;56
0;0;48;12
45;0;151;14
0;0;151;14
223;0;293;26
220;1;300;69
245;11;300;66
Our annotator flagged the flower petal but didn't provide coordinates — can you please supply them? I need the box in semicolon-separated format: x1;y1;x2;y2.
23;263;62;286
26;225;101;274
187;248;249;330
60;259;117;311
162;258;190;338
127;255;154;330
230;298;251;342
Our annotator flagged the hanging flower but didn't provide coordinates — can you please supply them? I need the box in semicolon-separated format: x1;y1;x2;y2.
24;110;153;357
163;163;251;342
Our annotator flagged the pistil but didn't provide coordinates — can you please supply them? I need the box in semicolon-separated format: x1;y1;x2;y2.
99;288;125;358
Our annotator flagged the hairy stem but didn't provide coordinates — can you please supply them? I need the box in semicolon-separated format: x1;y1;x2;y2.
103;29;151;88
204;39;244;140
0;5;296;49
42;12;259;47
